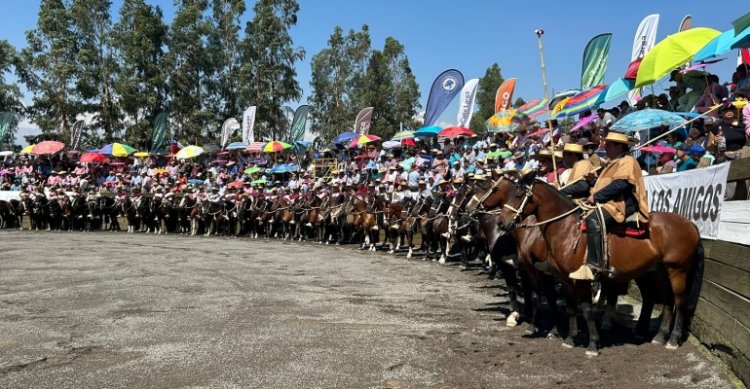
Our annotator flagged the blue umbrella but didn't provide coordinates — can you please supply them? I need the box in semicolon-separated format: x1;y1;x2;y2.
414;125;442;137
188;179;204;185
226;141;248;150
610;109;686;134
334;131;357;144
595;78;635;105
694;28;750;61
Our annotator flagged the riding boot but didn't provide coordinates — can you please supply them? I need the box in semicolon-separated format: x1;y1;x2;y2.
570;216;603;281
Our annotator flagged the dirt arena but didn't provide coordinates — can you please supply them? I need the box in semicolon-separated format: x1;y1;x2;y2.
0;230;736;388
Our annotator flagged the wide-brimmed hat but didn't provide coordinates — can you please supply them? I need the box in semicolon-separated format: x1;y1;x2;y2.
604;131;637;146
531;150;562;160
453;177;464;184
473;174;487;181
438;178;449;185
563;143;584;154
418;179;427;185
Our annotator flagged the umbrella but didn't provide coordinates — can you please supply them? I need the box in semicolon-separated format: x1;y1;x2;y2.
263;141;292;153
133;151;149;158
610;109;686;134
152;168;169;174
556;84;608;118
401;138;416;147
391;131;414;140
731;28;750;49
212;159;228;165
175;145;205;159
733;11;750;36
438;126;474;138
547;90;579;112
247;142;264;152
414;125;442;137
0;151;13;157
570;114;597;132
349;134;381;148
0;169;10;175
226;142;248;150
270;164;300;173
334;131;358;144
527;127;550;137
32;141;65;155
188;179;204;185
487;150;512;159
21;145;35;154
487;110;526;133
639;145;676;153
382;140;401;150
108;162;126;166
244;166;262;174
99;143;136;157
79;152;108;164
202;143;221;154
694;28;750;61
227;181;246;188
635;27;721;88
251;178;267;185
595;78;635;105
516;98;549;118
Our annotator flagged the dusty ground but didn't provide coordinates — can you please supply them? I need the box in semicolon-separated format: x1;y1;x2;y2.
0;230;735;389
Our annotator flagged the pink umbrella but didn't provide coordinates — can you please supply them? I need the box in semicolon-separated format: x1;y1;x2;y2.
227;181;246;188
527;128;550;137
639;145;676;153
247;142;264;152
31;141;65;155
0;169;10;175
438;126;474;138
79;152;108;164
570;114;597;132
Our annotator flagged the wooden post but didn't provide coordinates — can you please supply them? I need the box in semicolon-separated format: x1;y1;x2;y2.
536;28;559;185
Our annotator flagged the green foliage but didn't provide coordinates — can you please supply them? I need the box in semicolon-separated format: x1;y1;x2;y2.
513;97;526;108
0;40;24;148
470;63;504;132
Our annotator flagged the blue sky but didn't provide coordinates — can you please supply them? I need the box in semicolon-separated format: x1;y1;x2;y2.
1;0;747;140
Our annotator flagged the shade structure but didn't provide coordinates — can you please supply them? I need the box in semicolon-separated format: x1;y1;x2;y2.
21;144;35;154
79;152;108;164
595;78;635;105
263;141;292;153
32;141;65;155
733;11;750;36
414;125;442;137
349;134;381;148
391;131;415;140
570;114;597;132
487;109;527;133
557;84;608;118
694;28;750;61
226;141;248;150
99;143;136;157
731;28;750;49
244;166;262;175
547;90;579;111
175;145;205;159
246;142;264;152
438;126;473;138
610;109;686;134
133;151;149;158
516;98;549;118
635;27;721;88
334;131;358;144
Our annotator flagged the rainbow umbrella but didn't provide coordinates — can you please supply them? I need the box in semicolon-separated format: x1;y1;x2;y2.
635;28;721;88
21;144;35;154
349;134;381;148
175;145;205;159
32;141;65;155
391;131;414;140
263;141;292;153
516;98;549;118
487;109;526;133
99;143;136;157
556;84;608;118
438;126;473;138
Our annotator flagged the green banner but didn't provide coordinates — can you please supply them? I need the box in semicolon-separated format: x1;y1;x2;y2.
288;105;310;143
0;112;16;145
581;33;613;90
151;112;168;152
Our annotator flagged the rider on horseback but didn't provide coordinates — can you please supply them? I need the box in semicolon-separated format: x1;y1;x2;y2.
558;142;596;197
569;132;650;281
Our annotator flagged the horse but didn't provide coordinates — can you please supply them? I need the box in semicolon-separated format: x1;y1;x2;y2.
69;194;88;231
0;200;14;229
427;194;451;264
383;200;408;254
48;196;64;231
495;174;704;355
99;195;121;232
361;195;385;252
121;195;139;233
30;195;50;230
203;200;224;237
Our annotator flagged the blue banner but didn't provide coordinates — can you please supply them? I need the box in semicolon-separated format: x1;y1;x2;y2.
423;69;464;126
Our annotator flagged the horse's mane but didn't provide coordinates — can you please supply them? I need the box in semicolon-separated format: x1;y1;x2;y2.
528;177;577;211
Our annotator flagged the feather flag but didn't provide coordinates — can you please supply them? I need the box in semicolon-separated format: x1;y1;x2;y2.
516;98;548;119
0;112;15;145
151;113;168;153
678;15;692;32
581;33;612;90
423;69;464;126
628;14;659;104
288;105;310;142
220;118;241;149
457;78;479;127
70;119;85;150
494;78;516;113
354;107;374;136
242;106;257;144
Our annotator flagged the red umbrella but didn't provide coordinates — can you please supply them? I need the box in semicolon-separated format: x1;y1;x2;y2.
31;141;65;155
227;181;246;188
624;57;642;80
401;138;416;147
79;152;108;164
438;126;474;138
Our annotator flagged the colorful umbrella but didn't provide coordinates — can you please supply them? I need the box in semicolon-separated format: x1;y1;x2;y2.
250;178;267;185
414;125;442;137
133;151;149;158
391;131;415;140
595;78;635;105
0;169;11;175
516;98;549;118
349;134;381;148
526;127;549;138
557;84;608;118
733;11;750;36
639;145;676;153
401;138;416;148
570;114;597;132
247;142;264;152
610;109;686;134
152;168;169;174
32;141;65;155
694;28;750;61
244;166;262;175
438;126;473;138
79;152;108;164
227;181;246;188
548;90;579;112
334;131;358;144
226;141;248;150
635;28;721;88
175;145;205;159
487;109;526;133
99;143;136;157
21;144;35;154
263;141;292;153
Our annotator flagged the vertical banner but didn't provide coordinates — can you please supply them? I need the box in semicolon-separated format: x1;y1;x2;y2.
288;105;310;142
456;78;479;127
678;15;692;32
354;107;374;135
423;69;464;126
242;106;257;144
628;14;659;104
151;112;168;153
70;119;85;150
581;33;613;90
0;112;15;145
494;78;516;113
220;118;241;149
645;163;730;239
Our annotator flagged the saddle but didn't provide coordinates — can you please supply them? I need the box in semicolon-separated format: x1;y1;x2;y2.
580;213;649;238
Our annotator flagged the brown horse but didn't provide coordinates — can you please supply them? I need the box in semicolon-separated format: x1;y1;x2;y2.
495;175;704;355
361;195;385;251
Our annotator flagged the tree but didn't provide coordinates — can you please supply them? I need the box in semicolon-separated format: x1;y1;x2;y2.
380;37;420;134
205;0;245;120
470;63;504;132
0;40;24;147
239;0;305;141
513;97;526;108
111;0;168;148
360;50;393;139
21;0;80;140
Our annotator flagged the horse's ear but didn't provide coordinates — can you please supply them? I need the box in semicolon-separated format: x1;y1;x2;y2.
519;169;537;186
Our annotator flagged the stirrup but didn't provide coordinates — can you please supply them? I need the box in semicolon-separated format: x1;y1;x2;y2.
569;264;596;281
441;232;450;239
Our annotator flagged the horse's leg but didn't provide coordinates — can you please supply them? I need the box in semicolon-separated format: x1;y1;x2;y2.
580;300;600;356
500;261;521;327
562;293;578;349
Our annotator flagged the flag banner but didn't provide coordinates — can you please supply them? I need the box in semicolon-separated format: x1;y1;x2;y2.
494;78;516;113
0;112;15;144
457;78;480;127
581;33;613;90
151;112;168;153
70;119;85;150
424;69;464;126
628;14;659;104
740;48;750;66
678;15;692;32
288;105;310;142
516;98;549;118
645;163;730;239
220;118;241;149
242;106;257;144
354;107;374;136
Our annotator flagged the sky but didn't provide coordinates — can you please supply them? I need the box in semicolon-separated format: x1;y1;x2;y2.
2;0;748;143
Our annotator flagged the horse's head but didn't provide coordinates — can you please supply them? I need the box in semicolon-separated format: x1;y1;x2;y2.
496;174;538;231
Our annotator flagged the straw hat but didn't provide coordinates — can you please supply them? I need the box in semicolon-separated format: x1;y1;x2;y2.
563;143;584;154
438;178;449;185
604;131;637;146
453;177;464;184
531;150;562;160
473;174;487;181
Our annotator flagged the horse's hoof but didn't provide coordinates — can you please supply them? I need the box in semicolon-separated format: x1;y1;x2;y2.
665;342;679;350
651;338;665;345
562;340;574;349
506;311;519;327
585;350;600;357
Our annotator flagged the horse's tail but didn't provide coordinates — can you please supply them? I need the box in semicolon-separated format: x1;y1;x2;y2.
683;236;705;332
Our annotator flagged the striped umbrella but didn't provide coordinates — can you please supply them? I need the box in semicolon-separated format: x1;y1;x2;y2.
556;84;608;119
516;98;549;118
99;143;136;157
263;141;292;153
226;141;248;150
349;134;381;148
175;145;205;159
391;131;415;140
247;142;264;152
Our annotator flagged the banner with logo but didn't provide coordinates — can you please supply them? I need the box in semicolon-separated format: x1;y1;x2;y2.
581;33;612;90
151;112;168;153
244;107;258;143
0;112;15;145
645;163;730;239
354;107;374;136
220;118;241;149
70;119;85;150
494;78;516;113
423;69;464;126
288;105;310;142
628;14;659;104
456;78;479;127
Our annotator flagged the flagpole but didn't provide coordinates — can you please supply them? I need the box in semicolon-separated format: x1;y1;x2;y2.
535;28;559;185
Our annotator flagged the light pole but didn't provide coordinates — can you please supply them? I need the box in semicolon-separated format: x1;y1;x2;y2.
535;28;559;185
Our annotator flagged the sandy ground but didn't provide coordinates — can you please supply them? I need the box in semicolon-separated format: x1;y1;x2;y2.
0;230;735;389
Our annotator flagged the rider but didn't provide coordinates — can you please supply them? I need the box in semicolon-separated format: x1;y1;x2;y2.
569;131;650;281
558;143;596;198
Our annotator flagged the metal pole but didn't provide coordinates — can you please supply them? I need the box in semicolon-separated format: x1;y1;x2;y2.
535;28;559;185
